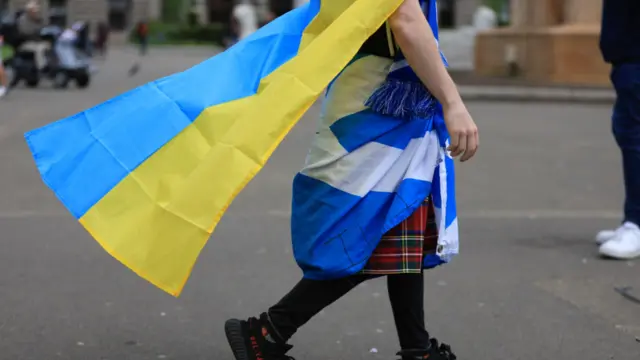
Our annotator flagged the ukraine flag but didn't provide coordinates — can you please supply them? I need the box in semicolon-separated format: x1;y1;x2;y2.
25;0;404;296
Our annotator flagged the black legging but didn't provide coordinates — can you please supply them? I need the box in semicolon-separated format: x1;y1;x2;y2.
268;273;430;350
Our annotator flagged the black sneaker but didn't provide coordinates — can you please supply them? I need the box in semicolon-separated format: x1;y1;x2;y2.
225;313;294;360
397;338;457;360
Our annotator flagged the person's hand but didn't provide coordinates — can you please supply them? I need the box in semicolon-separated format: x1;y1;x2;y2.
443;101;478;162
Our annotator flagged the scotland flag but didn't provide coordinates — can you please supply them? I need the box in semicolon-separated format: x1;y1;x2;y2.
291;55;459;280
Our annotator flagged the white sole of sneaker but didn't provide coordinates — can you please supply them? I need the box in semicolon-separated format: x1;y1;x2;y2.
599;248;640;260
596;232;617;245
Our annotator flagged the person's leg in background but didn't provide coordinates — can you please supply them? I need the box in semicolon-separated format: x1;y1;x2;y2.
599;63;640;260
129;36;147;77
0;64;6;97
0;51;7;98
140;36;148;56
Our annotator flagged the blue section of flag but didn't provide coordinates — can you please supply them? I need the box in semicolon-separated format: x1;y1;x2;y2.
443;154;457;227
330;111;433;152
291;173;431;280
423;254;445;268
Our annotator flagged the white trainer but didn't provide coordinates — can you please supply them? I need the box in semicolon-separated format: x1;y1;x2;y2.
595;226;621;245
0;86;6;99
599;222;640;260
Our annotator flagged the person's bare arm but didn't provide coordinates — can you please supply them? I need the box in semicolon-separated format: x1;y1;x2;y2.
388;0;478;161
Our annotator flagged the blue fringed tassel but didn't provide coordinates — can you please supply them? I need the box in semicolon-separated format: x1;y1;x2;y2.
365;78;437;120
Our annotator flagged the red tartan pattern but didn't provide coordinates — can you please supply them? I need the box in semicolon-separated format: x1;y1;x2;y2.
361;198;438;274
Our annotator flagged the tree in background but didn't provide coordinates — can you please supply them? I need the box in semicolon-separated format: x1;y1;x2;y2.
484;0;509;26
162;0;184;23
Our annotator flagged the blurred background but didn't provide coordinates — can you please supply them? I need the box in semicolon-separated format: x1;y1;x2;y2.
0;0;607;87
1;2;638;360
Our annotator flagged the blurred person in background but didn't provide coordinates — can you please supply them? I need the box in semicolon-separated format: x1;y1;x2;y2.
596;0;640;260
135;20;149;56
95;21;110;58
0;35;7;98
231;0;258;42
129;20;149;76
17;1;47;71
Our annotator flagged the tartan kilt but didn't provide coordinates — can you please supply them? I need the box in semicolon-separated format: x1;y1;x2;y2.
360;197;438;274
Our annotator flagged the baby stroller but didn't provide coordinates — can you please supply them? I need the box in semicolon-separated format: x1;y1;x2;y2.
49;22;93;88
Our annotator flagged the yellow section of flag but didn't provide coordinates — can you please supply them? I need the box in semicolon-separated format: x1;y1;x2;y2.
80;0;404;296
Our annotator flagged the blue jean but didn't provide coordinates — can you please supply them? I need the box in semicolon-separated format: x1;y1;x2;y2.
611;63;640;226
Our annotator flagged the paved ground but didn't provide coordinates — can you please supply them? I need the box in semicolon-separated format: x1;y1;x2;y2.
0;47;639;360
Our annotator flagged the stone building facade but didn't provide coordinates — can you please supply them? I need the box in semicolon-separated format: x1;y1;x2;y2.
439;0;482;28
475;0;607;85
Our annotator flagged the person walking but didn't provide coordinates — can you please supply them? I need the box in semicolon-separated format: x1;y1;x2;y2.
596;0;640;260
94;22;109;58
128;20;149;76
17;1;48;72
136;20;148;56
224;1;478;360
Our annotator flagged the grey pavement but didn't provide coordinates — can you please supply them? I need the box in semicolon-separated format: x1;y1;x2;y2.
0;47;638;360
